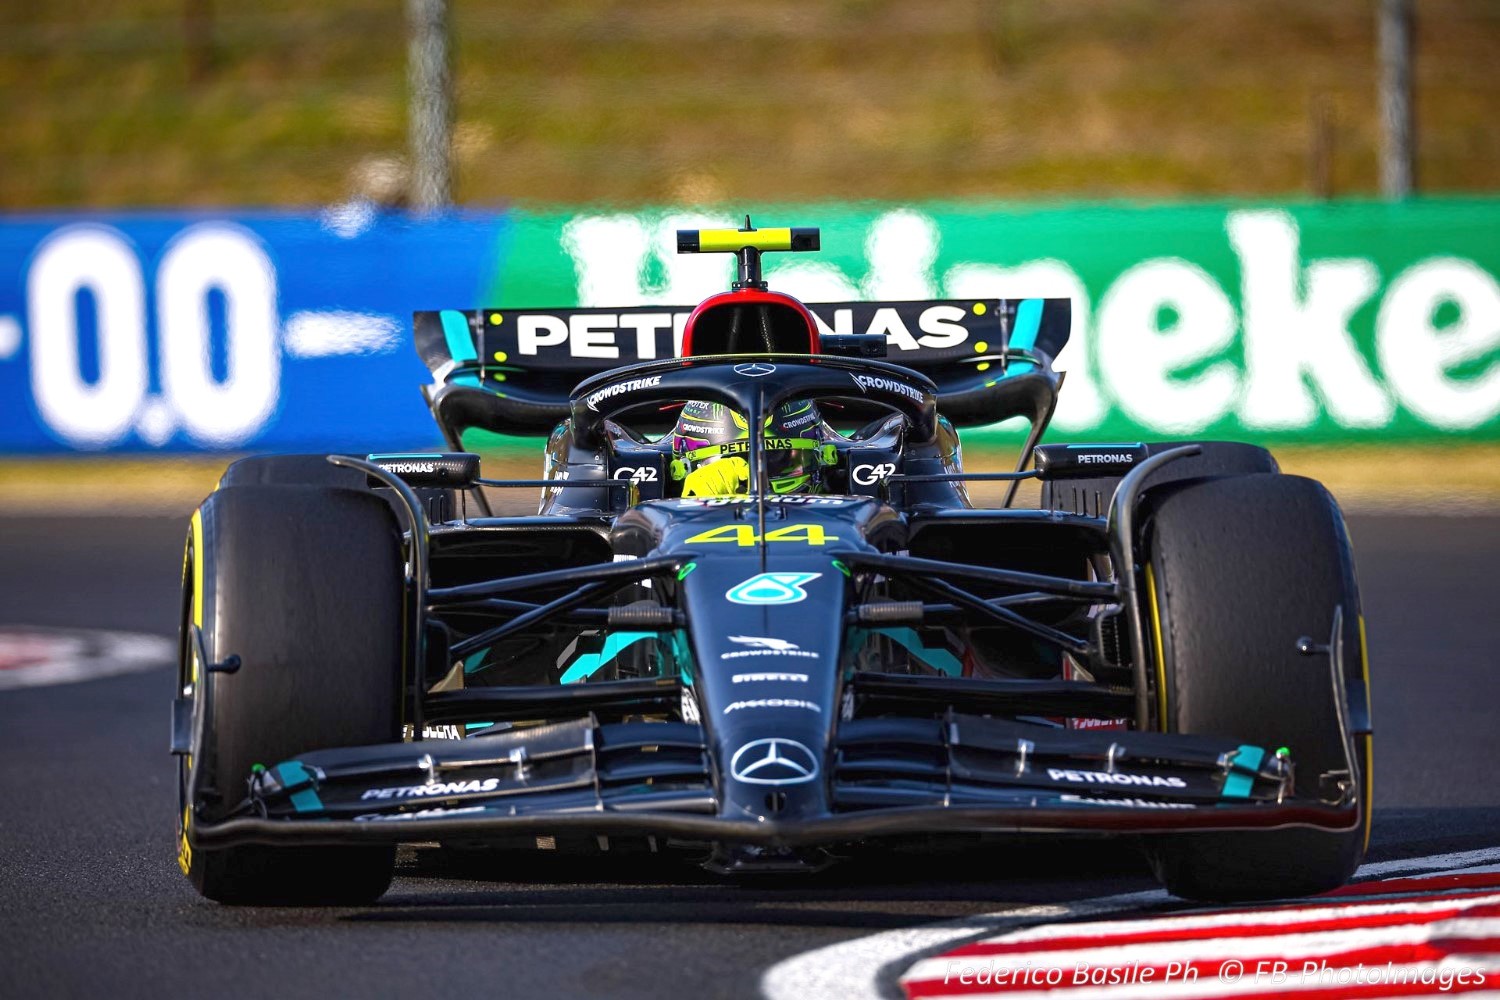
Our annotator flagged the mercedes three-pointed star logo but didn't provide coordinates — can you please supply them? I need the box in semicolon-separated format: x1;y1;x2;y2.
729;737;820;786
732;362;777;378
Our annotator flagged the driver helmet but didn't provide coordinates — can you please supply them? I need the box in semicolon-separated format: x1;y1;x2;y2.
671;400;828;494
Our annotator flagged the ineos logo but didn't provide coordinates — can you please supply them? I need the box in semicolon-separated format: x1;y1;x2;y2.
612;465;659;482
733;363;776;378
729;738;820;786
851;462;896;486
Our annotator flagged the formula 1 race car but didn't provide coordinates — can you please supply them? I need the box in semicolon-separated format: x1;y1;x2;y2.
172;221;1372;905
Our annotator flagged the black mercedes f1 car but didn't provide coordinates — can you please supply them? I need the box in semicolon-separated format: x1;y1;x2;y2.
172;222;1373;905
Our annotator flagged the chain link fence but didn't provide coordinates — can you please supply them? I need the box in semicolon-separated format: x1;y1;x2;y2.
1;0;1496;208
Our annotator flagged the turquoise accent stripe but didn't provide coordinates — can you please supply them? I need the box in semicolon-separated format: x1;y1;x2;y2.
669;629;695;685
452;373;483;388
560;631;656;684
462;650;490;675
1221;744;1266;799
276;761;323;813
440;309;479;363
871;627;964;677
1007;298;1043;375
369;453;446;460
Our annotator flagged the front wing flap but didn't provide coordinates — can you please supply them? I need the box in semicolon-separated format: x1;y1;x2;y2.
248;717;715;821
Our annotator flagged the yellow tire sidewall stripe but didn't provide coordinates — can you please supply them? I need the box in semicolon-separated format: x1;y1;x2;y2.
181;508;206;875
1144;562;1169;733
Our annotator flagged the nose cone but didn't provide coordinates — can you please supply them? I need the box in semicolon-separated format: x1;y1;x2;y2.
680;557;845;823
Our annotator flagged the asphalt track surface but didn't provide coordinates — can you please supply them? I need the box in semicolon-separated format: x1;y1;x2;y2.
1;513;1497;1000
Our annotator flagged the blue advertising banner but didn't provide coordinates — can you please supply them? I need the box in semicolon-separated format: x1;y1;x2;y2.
0;208;505;453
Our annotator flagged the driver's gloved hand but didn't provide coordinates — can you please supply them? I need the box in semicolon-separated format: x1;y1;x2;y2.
682;457;749;497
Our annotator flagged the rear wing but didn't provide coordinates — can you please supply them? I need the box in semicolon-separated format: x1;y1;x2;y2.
415;298;1069;440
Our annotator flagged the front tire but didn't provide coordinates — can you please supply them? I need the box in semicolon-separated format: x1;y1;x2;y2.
1139;473;1370;901
178;485;405;905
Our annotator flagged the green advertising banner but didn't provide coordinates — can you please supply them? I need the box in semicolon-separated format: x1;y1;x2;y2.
486;198;1500;443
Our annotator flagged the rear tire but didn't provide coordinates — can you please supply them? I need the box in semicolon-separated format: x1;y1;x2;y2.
1139;473;1370;901
178;485;404;905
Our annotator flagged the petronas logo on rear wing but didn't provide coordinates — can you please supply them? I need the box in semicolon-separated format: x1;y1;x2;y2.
413;298;1070;434
414;299;1069;373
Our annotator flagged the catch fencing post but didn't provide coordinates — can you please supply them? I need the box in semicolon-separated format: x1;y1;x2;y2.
408;0;453;210
1378;0;1415;199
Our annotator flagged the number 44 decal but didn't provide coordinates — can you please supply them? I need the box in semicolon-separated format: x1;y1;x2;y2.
685;524;840;547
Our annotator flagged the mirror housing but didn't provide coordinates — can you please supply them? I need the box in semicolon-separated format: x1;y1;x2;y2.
1033;443;1148;480
365;452;481;489
819;333;888;359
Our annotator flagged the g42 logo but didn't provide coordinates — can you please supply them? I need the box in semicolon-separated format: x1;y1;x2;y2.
685;524;840;547
851;462;897;486
612;465;659;482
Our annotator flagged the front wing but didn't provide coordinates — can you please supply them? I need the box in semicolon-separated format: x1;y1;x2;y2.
190;711;1360;851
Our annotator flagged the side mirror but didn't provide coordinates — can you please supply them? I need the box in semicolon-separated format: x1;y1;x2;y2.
819;333;888;359
365;452;481;489
1033;443;1148;480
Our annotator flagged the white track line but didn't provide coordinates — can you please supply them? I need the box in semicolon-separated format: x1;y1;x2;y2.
1358;851;1500;879
761;890;1172;1000
758;847;1500;1000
